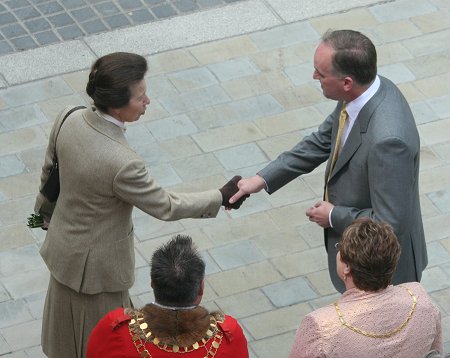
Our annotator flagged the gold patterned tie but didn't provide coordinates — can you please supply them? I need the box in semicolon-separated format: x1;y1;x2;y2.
325;104;348;201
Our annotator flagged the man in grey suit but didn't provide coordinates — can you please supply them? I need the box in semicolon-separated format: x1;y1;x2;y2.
229;29;427;293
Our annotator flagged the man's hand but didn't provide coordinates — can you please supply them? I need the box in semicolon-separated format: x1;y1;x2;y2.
306;201;334;228
219;176;249;209
229;175;266;205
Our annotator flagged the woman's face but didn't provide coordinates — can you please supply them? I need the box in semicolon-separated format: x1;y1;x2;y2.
115;79;150;122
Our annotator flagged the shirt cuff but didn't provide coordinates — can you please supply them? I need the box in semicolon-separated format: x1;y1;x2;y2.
328;207;334;228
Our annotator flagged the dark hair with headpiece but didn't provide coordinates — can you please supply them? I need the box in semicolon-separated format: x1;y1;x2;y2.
150;235;205;306
339;218;401;291
86;52;147;112
322;29;377;86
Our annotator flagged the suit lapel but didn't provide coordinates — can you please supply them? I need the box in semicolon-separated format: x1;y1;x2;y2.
328;77;387;180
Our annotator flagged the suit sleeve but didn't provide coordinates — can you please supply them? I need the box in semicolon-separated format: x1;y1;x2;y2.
290;314;325;358
331;136;418;236
258;110;336;194
113;159;222;221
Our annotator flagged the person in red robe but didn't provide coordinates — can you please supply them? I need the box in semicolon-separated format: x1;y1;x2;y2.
87;235;248;358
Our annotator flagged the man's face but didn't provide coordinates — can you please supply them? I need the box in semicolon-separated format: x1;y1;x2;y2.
313;43;345;100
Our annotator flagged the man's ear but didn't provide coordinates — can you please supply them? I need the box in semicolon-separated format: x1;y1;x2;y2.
151;280;154;289
198;278;205;297
343;76;354;92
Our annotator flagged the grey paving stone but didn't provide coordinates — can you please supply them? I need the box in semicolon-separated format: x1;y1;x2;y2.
173;0;200;12
117;0;144;10
208;240;266;270
24;18;51;32
198;0;222;6
144;0;164;5
134;141;173;165
0;319;41;351
250;21;320;51
1;77;73;107
2;269;49;299
201;251;221;275
411;101;440;125
158;85;230;114
208;57;260;82
57;24;84;39
262;276;318;307
0;300;33;330
151;3;177;19
0;334;11;355
284;62;314;86
369;0;437;22
104;14;130;29
125;123;155;147
23;291;46;320
48;13;75;27
172;153;225;181
0;155;25;179
215;143;268;170
25;346;46;358
168;67;218;91
128;8;154;23
6;0;31;8
0;105;48;131
146;114;198;140
427;94;450;119
36;2;64;15
1;24;27;39
94;2;121;16
60;0;86;9
34;30;60;46
13;7;40;21
80;19;108;34
229;94;284;121
378;63;416;84
9;36;38;51
0;13;17;27
427;188;450;214
146;163;182;187
0;41;14;56
129;266;151;296
70;7;97;22
0;245;45;276
421;266;450;292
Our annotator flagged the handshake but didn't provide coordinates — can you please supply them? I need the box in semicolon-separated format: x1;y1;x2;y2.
219;176;250;210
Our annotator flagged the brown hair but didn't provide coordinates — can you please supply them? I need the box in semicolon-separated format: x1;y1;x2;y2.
322;29;377;86
339;218;401;291
86;52;147;112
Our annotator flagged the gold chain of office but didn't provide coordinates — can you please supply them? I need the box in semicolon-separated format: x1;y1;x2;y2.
128;310;223;358
333;287;417;338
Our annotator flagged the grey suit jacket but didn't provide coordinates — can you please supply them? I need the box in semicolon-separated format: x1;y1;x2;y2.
259;76;427;292
35;107;222;294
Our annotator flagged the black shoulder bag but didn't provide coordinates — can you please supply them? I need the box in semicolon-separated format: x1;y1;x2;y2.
40;106;86;202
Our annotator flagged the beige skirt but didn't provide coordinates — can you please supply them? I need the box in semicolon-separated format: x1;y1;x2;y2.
41;275;131;358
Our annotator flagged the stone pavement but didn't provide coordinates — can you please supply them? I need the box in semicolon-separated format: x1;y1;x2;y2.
0;0;245;54
1;0;450;356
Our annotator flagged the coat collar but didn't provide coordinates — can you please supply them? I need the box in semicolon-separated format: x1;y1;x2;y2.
84;107;129;147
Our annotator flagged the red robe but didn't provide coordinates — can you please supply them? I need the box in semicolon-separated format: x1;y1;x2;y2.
87;307;249;358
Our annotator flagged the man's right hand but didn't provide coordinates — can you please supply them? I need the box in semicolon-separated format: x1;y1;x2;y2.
229;175;266;204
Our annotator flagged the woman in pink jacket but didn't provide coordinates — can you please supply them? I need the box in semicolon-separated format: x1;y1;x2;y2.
290;218;442;358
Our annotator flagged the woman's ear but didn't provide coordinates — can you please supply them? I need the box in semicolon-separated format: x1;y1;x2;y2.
343;262;351;276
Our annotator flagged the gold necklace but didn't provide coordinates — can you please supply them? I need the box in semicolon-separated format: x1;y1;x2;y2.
334;286;417;338
128;309;223;357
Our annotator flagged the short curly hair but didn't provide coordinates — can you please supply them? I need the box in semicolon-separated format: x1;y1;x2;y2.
339;218;401;291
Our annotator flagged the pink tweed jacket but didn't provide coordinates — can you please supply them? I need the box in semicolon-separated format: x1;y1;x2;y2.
290;282;442;358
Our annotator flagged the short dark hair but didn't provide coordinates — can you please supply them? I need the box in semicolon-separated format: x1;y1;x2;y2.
151;235;205;306
339;218;401;291
322;29;377;86
86;52;147;112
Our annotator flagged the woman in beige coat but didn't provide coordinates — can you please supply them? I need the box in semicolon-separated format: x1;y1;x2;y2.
290;218;442;358
35;52;245;358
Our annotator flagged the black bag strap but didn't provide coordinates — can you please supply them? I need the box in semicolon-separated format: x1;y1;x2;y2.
53;106;86;163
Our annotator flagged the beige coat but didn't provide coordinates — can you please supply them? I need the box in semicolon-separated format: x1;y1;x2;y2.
36;106;222;295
